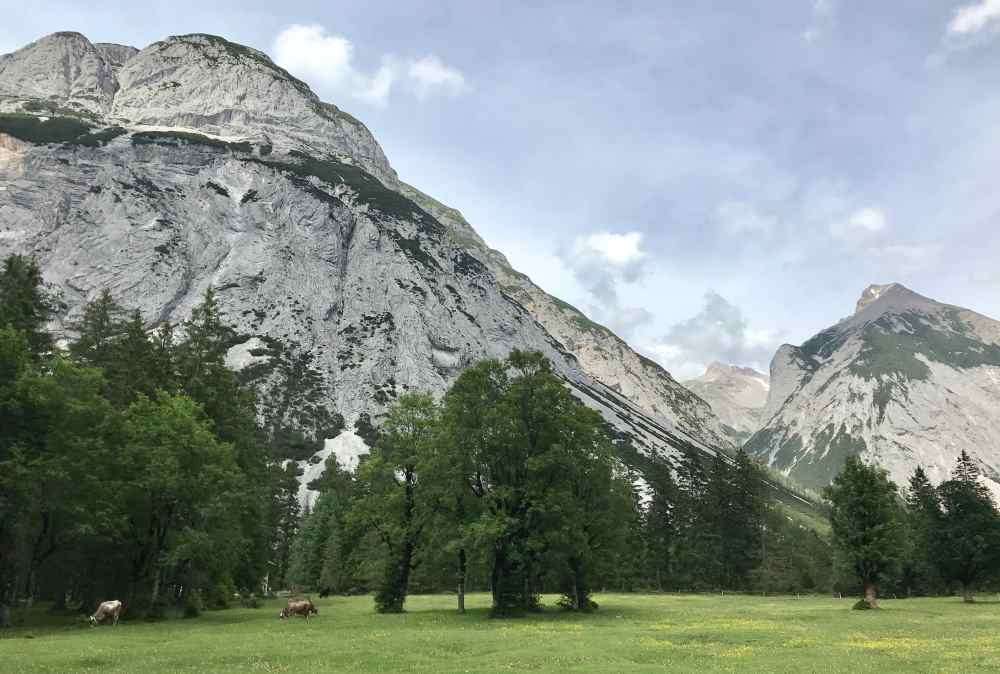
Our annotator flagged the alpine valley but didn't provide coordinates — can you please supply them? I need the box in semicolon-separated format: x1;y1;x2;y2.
0;31;733;497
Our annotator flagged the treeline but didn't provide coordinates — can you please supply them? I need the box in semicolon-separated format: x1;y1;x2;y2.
285;355;833;616
827;452;1000;608
0;255;292;625
0;252;831;626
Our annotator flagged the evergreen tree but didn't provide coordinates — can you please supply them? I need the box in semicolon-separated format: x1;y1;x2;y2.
287;491;338;591
269;463;302;589
825;456;904;608
902;466;941;595
69;290;126;369
725;450;765;589
0;255;55;359
644;460;677;591
932;452;1000;603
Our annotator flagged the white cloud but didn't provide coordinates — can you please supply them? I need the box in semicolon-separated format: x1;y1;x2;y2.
559;231;650;338
802;0;837;42
647;291;778;380
715;201;777;235
571;231;647;267
408;55;467;98
272;24;467;107
830;207;887;240
948;0;1000;35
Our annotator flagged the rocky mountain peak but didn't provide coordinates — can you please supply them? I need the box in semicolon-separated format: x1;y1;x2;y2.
849;282;940;322
749;283;1000;497
703;361;768;383
110;33;398;185
855;283;900;313
0;30;119;115
684;362;770;445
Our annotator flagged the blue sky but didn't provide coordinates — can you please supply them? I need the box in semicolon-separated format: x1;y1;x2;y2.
4;1;1000;378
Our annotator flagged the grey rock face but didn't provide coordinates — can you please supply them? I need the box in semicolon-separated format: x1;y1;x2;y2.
0;32;119;116
0;31;733;492
94;43;139;75
747;283;1000;497
399;183;734;452
684;362;769;445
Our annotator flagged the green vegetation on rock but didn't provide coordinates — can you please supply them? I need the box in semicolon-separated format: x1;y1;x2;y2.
131;129;253;153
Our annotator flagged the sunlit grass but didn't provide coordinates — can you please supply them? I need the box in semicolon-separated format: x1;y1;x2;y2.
3;593;1000;673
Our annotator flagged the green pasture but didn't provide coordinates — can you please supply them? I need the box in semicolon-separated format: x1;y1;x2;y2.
3;593;1000;673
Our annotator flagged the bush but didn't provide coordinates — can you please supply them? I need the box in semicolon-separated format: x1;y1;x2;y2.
183;590;203;618
205;583;235;610
852;599;874;610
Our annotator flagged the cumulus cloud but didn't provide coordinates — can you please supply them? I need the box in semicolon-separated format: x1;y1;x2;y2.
929;0;1000;65
829;207;887;241
649;291;778;380
948;0;1000;35
571;231;647;270
408;55;468;98
715;201;777;235
272;24;467;107
559;231;651;338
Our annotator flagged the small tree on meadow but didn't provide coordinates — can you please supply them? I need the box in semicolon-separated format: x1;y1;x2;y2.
825;456;904;609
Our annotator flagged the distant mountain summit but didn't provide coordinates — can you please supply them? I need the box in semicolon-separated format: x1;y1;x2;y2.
0;31;734;495
684;362;769;445
747;283;1000;495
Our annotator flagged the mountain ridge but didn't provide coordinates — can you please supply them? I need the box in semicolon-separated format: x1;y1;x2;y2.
0;30;736;492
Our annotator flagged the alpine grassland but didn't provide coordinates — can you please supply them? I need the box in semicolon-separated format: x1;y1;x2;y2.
4;593;1000;673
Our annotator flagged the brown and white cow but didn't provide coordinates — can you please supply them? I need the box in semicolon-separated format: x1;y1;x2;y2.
89;600;123;626
279;598;317;620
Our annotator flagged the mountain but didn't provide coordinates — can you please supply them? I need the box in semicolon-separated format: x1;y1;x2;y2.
0;31;734;492
747;283;1000;496
684;362;769;445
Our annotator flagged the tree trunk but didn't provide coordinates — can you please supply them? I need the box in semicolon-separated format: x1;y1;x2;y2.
457;548;466;614
962;583;975;603
23;568;37;609
864;580;878;608
150;569;161;606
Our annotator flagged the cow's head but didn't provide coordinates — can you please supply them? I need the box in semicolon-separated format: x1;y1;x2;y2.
88;615;98;627
278;608;289;619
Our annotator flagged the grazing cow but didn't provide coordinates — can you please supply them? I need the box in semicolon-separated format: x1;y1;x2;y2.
89;600;123;627
279;598;317;620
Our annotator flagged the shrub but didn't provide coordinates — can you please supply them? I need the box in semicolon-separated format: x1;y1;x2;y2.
183;590;203;618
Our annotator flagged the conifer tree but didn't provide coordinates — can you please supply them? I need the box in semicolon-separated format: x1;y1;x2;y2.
0;255;55;360
932;451;1000;603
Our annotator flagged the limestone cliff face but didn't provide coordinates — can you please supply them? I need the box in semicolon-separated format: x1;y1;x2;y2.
399;183;734;452
0;31;732;485
683;363;769;445
747;284;1000;497
0;32;119;116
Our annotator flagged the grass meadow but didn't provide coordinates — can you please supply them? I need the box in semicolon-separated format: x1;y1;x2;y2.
3;593;1000;673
